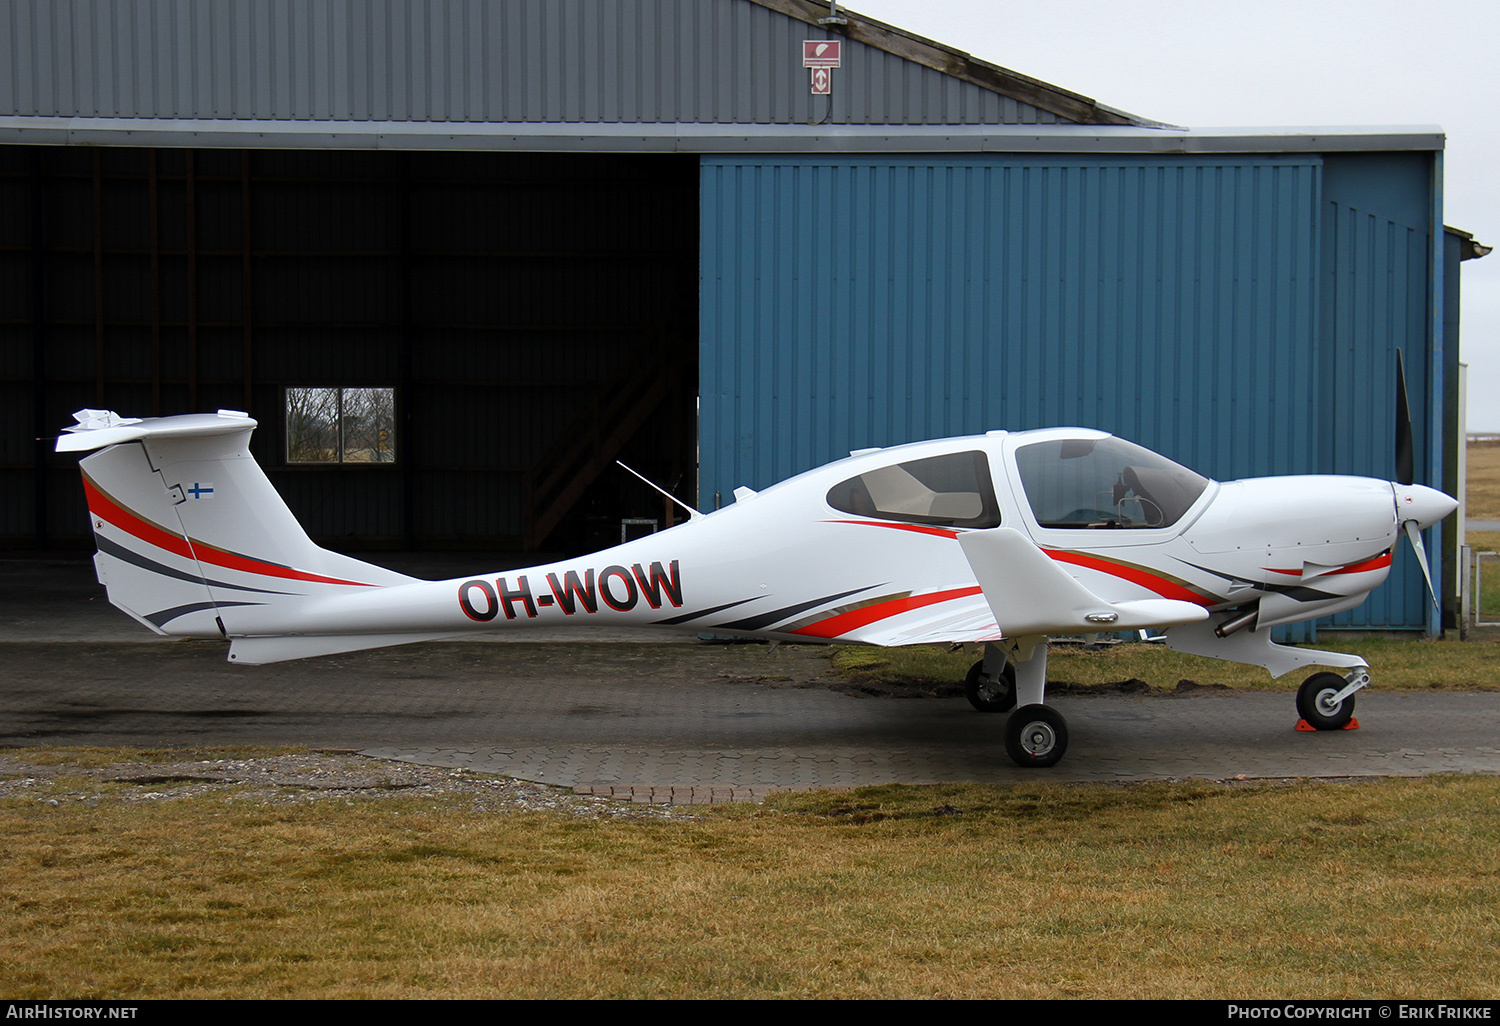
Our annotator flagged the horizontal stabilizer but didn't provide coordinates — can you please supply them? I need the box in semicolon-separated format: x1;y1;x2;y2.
958;528;1208;636
228;632;471;665
57;409;258;453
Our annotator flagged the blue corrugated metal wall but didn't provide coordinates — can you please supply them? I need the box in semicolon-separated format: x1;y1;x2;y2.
699;153;1439;632
1320;154;1438;631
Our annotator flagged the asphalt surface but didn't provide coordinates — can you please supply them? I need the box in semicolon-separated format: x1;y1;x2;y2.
3;554;1498;802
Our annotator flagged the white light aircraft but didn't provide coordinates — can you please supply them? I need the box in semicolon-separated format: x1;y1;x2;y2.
57;384;1454;768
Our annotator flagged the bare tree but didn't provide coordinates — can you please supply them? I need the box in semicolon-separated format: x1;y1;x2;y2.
286;387;341;463
342;387;397;463
286;387;396;463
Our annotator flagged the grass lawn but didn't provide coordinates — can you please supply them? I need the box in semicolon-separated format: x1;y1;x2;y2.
2;758;1497;999
1467;442;1500;521
1467;437;1500;622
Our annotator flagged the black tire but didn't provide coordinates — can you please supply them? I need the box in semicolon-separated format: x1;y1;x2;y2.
965;659;1017;713
1296;672;1356;730
1004;704;1069;768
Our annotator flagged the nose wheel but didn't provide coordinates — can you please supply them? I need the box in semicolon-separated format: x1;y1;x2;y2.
1004;704;1069;767
1296;671;1358;730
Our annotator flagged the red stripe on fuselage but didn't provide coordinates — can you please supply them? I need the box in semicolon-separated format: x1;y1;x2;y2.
789;585;983;639
1262;552;1393;577
83;476;195;561
823;519;961;539
1333;552;1393;575
1043;549;1215;607
82;474;374;588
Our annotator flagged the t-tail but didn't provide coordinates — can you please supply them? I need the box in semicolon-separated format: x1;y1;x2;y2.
58;409;419;660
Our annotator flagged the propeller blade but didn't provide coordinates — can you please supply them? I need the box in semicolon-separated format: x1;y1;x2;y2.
1402;518;1439;610
1395;349;1414;486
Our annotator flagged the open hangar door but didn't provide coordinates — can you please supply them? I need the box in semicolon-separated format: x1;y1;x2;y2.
3;147;700;555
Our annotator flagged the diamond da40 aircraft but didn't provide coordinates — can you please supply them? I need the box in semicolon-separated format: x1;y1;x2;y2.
58;388;1455;768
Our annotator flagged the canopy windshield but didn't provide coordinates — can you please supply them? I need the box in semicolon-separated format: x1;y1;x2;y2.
1015;437;1209;530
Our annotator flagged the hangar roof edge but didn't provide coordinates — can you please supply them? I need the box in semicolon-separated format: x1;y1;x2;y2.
0;119;1445;155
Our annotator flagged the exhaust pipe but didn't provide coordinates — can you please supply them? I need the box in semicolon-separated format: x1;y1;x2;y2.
1214;607;1258;638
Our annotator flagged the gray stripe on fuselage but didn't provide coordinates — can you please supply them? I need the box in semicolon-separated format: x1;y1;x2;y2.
96;535;295;596
144;600;261;628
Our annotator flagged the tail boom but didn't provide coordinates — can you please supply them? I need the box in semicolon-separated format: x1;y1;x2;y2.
60;409;699;664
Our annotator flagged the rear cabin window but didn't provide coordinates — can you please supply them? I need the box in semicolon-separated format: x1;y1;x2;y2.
1014;437;1208;529
827;450;1002;529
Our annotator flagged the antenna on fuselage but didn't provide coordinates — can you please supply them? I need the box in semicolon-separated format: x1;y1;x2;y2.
615;460;704;521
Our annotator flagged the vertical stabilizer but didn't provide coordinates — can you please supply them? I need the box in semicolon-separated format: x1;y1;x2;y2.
59;410;412;637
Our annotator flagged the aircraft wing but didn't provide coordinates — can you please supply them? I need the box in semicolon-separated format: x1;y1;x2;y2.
814;527;1208;648
957;528;1209;637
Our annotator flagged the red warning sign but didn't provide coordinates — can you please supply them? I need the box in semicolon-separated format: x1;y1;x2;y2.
802;40;842;68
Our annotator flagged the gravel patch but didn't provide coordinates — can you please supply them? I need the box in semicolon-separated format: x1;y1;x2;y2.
0;751;695;820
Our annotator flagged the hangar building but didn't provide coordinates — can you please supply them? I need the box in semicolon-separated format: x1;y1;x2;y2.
0;0;1474;636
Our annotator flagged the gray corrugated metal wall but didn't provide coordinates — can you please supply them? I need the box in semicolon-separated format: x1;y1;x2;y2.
1;0;1067;126
699;153;1440;633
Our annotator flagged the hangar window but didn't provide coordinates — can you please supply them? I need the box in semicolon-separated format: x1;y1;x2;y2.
827;450;1001;528
1014;437;1207;529
285;387;397;464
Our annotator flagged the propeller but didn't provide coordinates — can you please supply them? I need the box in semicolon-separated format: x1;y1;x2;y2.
1403;518;1438;611
1392;349;1450;611
1395;349;1413;486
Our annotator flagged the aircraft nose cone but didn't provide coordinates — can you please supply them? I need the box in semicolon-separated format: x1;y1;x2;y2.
1393;483;1458;529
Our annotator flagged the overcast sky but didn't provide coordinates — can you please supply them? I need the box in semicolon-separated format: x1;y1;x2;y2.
846;0;1500;430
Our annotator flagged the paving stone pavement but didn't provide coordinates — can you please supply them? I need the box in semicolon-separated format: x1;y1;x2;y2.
3;557;1497;805
3;638;1493;805
364;691;1500;802
2;642;1488;804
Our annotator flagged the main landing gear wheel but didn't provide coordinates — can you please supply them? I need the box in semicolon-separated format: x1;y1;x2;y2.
1296;672;1357;731
1005;704;1069;768
965;659;1017;713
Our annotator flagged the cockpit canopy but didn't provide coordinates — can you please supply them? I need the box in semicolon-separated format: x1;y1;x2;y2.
826;449;1003;529
1014;436;1209;529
